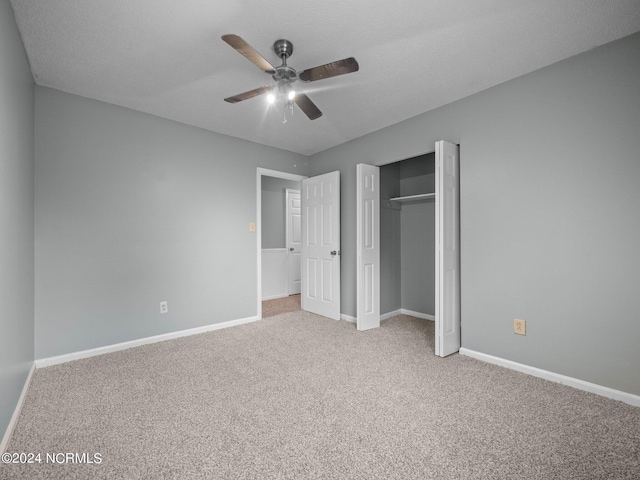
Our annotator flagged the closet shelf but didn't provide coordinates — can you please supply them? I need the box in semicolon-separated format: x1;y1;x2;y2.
389;193;435;203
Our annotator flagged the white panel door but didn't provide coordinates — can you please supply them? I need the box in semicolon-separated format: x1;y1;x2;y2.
301;171;341;320
356;164;380;331
286;189;301;295
435;140;461;357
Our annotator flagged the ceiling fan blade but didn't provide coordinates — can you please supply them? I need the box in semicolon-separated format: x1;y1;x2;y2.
298;57;359;82
221;34;275;74
224;86;271;104
294;94;322;120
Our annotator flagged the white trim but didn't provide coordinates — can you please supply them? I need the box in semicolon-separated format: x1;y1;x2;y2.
257;168;306;183
341;313;356;323
380;309;402;321
459;348;640;408
256;168;307;320
400;309;435;321
262;294;290;301
380;309;435;321
1;363;35;454
346;309;435;324
35;316;259;369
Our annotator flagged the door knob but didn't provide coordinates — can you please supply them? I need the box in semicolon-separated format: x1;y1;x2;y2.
330;250;341;257
290;248;294;251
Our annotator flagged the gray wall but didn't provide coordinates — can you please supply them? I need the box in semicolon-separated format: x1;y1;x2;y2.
35;87;307;359
310;32;640;396
400;202;434;315
0;1;35;438
261;176;300;248
399;156;435;315
380;163;401;314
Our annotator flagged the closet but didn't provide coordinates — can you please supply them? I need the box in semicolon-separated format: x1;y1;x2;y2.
380;153;436;320
356;140;460;357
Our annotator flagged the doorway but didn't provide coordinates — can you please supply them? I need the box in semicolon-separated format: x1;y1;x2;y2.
356;140;460;356
256;168;306;320
257;168;342;321
260;175;302;301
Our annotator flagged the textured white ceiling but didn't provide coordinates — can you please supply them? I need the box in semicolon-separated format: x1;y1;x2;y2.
10;0;640;155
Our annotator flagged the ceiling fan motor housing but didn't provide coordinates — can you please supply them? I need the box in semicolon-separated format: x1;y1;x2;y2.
273;39;293;59
273;65;297;83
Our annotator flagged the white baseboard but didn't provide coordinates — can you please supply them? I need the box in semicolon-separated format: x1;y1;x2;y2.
342;310;435;324
459;348;640;408
380;309;401;321
341;313;356;323
1;363;35;454
262;294;289;301
381;309;434;321
35;315;259;369
400;309;435;321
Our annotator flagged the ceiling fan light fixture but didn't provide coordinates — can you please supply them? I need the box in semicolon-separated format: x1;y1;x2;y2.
222;35;358;121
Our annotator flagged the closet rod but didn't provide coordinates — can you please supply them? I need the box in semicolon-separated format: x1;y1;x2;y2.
389;193;435;203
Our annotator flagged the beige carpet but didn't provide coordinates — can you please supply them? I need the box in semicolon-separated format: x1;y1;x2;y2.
3;311;639;479
262;294;301;318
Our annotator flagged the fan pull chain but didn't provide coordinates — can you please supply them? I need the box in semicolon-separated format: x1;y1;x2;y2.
282;99;295;124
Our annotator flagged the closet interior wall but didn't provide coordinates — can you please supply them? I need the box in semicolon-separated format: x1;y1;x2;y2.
380;153;436;318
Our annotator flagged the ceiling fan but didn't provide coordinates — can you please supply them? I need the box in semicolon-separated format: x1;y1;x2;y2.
222;34;359;120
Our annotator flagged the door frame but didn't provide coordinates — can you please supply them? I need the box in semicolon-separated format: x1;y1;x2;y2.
256;168;307;319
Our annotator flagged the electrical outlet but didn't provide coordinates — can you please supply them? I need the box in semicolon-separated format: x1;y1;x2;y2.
160;301;168;314
514;318;526;335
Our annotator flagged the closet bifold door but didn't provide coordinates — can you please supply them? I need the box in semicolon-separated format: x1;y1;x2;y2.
356;163;380;331
435;140;461;356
